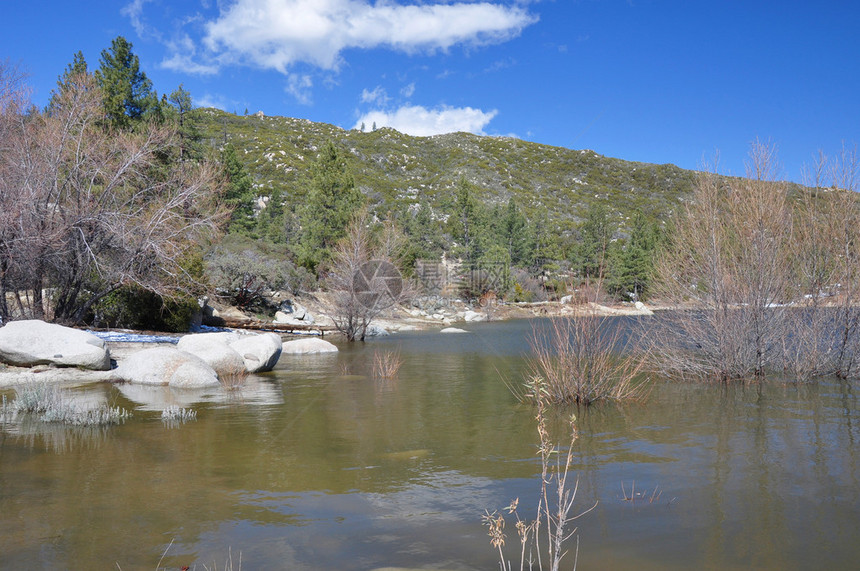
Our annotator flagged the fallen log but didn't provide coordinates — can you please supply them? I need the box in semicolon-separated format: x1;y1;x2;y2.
218;318;335;335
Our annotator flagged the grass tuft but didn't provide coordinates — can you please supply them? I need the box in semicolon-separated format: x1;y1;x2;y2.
8;382;131;426
161;405;197;424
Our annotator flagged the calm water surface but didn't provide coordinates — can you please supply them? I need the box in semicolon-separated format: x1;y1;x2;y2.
1;318;859;569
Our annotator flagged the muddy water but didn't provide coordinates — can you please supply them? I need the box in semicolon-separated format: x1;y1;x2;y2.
1;318;859;569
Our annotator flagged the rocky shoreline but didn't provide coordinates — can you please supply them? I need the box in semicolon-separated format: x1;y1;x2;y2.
0;299;659;388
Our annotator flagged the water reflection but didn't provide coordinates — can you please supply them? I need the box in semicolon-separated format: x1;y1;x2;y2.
1;319;859;569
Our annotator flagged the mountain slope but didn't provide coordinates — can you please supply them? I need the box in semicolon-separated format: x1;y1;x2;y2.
195;108;697;233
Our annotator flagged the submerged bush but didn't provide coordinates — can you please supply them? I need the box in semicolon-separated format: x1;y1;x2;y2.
161;405;197;424
8;383;131;426
527;314;648;405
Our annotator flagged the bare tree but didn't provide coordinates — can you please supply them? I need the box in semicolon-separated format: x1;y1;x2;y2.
0;70;226;323
653;140;860;382
793;144;860;378
0;59;33;320
652;141;794;380
327;213;410;341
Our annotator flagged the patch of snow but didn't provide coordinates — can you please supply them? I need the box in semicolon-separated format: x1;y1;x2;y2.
87;330;180;344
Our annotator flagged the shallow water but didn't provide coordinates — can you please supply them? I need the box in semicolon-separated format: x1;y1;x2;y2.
1;318;859;569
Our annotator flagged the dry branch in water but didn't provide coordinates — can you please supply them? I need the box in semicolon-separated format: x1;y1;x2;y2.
372;348;403;379
484;377;597;571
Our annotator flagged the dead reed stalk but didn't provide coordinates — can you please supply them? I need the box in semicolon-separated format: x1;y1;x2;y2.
219;364;249;390
484;377;597;571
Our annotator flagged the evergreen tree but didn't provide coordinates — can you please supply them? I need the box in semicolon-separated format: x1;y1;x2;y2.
453;177;488;266
48;51;89;112
95;36;158;129
221;144;256;235
402;199;445;264
257;187;297;244
574;202;613;278
297;141;364;272
501;198;530;266
530;208;562;272
607;213;661;300
167;84;201;160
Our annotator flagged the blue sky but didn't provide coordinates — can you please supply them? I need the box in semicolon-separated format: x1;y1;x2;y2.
3;0;858;182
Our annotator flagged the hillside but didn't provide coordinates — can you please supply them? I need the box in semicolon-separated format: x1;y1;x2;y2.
195;108;697;234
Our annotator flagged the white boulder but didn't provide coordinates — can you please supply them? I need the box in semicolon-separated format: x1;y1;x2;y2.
634;301;654;315
440;327;469;334
230;332;282;373
113;347;220;388
274;302;315;325
281;338;339;354
176;333;247;377
365;324;390;337
463;310;487;322
176;331;282;374
0;320;110;370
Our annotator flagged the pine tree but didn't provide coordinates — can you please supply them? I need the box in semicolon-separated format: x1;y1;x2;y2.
501;198;529;266
297;141;365;272
167;84;201;160
95;36;158;129
48;51;88;112
403;199;445;263
607;212;661;300
221;144;256;235
574;202;613;278
454;177;485;266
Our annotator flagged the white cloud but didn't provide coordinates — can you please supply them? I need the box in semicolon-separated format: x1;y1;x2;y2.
122;0;156;39
162;34;220;75
201;0;538;72
360;86;389;105
197;93;232;110
286;73;314;105
400;82;416;98
353;104;498;137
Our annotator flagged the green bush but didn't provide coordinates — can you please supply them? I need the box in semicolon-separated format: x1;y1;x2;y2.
206;234;315;311
91;287;198;332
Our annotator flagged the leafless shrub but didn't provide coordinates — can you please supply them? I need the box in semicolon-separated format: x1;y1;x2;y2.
160;405;197;424
9;382;131;426
528;312;648;406
219;364;249;390
801;144;860;378
652;141;795;381
206;235;315;310
372;348;403;379
652;140;860;382
0;69;226;323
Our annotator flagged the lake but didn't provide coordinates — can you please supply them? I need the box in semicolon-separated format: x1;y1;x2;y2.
1;317;859;569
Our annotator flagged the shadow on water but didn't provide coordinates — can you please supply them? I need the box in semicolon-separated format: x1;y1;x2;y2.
1;317;859;569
